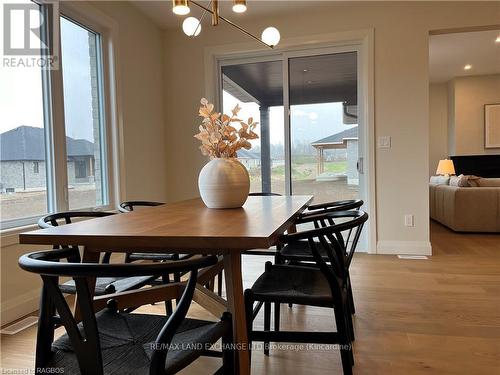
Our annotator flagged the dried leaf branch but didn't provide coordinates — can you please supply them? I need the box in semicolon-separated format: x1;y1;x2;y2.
194;98;259;158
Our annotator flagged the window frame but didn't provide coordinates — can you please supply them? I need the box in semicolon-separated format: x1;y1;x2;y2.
0;1;122;230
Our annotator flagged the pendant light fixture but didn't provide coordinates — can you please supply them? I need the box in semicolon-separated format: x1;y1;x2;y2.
172;0;281;48
172;0;190;15
232;0;247;13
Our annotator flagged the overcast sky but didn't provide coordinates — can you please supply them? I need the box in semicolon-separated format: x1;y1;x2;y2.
1;1;95;142
223;90;356;147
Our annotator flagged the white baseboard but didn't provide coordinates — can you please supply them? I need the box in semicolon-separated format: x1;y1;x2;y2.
376;240;432;255
1;289;40;326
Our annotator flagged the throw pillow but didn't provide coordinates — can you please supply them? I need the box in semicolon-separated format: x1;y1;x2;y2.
429;176;450;185
477;178;500;187
466;175;481;187
449;175;480;187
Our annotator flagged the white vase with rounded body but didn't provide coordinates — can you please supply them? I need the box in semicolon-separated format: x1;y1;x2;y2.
198;158;250;208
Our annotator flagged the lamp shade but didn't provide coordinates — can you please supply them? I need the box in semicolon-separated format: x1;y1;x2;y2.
436;159;455;176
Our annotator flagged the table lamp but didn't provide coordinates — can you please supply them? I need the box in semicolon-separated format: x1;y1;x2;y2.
436;159;455;177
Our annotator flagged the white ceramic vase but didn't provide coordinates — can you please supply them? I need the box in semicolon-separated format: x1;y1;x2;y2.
198;158;250;209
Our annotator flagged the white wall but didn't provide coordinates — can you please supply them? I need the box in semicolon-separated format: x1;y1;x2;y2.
430;75;500;177
162;2;500;255
447;79;456;155
89;1;168;202
429;83;449;176
451;74;500;155
1;1;167;325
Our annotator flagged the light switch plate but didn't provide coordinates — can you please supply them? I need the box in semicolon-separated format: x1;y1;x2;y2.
378;136;391;149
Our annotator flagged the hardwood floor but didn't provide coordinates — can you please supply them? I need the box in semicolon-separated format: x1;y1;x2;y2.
1;221;499;374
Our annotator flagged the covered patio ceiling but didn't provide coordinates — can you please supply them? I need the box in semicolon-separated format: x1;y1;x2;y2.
222;51;357;107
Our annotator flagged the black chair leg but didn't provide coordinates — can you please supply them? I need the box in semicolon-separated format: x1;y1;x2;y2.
221;312;234;375
335;307;353;375
162;275;173;315
340;345;354;375
244;291;254;363
347;272;355;314
274;302;280;333
173;271;181;304
346;309;355;342
264;302;271;356
35;284;56;370
217;271;223;297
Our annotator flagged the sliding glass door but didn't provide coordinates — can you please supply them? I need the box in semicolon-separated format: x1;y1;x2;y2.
288;52;360;204
219;48;363;205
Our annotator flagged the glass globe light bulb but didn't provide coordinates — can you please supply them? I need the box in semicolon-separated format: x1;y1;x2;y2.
182;17;201;37
261;27;280;47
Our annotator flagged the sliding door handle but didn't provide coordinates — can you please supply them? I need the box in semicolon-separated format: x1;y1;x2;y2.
357;157;364;174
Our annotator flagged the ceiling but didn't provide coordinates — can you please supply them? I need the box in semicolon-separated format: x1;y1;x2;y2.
130;0;334;30
429;29;500;83
222;52;357;107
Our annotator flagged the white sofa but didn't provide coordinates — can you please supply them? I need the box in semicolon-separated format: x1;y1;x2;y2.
429;177;500;232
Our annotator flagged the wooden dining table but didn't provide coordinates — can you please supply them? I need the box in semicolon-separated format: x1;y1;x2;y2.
19;195;313;375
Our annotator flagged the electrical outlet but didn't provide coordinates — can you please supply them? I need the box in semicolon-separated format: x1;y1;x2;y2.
378;136;391;149
404;214;414;227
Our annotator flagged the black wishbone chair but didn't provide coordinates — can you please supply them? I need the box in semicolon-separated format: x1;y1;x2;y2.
277;199;364;313
19;250;234;375
38;211;157;297
118;200;224;311
248;192;282;196
304;199;363;216
118;201;185;263
118;201;199;314
244;210;368;375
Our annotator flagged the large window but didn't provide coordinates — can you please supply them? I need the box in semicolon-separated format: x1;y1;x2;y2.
0;1;48;224
0;2;113;228
61;16;107;210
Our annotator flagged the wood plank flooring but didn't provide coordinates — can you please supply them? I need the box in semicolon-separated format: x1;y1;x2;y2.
1;221;499;374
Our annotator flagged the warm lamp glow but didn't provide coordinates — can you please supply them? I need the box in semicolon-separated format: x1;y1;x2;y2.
496;36;500;43
232;0;247;13
463;64;472;71
436;159;455;176
182;17;201;36
172;0;190;15
261;27;280;47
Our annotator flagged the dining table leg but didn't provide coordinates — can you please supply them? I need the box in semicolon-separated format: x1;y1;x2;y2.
223;251;251;375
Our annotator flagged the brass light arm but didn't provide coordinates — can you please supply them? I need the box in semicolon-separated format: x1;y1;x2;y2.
189;0;274;49
193;0;210;37
211;0;219;26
